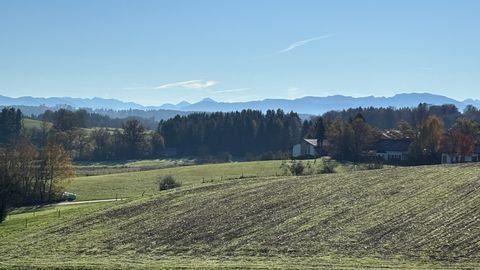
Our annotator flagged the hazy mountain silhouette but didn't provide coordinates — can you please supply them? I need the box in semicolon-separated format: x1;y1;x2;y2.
0;93;476;115
0;95;145;110
181;93;467;114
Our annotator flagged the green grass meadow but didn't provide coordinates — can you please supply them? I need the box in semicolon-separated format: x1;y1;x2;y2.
69;159;337;201
70;161;284;201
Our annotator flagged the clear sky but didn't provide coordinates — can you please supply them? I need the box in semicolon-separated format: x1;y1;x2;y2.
1;0;479;105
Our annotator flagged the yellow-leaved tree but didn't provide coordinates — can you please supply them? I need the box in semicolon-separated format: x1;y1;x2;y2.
40;142;75;202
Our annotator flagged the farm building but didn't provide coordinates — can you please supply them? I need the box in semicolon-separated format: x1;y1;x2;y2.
441;144;480;164
373;139;411;163
292;138;329;159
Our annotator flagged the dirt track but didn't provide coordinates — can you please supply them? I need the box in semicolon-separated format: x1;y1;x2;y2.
57;198;125;205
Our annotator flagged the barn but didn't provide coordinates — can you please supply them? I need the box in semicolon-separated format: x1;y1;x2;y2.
292;139;329;159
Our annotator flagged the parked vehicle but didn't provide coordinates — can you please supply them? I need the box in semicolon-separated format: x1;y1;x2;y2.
62;192;77;202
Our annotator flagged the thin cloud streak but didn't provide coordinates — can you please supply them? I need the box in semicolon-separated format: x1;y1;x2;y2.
156;80;217;89
278;35;332;53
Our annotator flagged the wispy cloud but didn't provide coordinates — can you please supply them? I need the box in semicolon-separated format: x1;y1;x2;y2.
156;80;217;89
278;35;332;54
213;88;249;94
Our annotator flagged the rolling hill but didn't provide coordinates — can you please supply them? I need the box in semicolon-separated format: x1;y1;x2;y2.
2;163;480;269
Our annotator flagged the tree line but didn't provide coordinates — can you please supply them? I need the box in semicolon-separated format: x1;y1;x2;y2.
0;108;74;222
7;104;185;128
20;104;480;164
323;103;464;129
311;106;480;164
25;118;165;161
36;108;158;130
159;109;302;159
27;109;302;162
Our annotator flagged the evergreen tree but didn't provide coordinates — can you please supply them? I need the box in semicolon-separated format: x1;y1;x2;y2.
122;120;148;159
314;117;326;146
0;108;22;145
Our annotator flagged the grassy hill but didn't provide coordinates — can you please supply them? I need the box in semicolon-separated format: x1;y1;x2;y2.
69;159;352;201
69;160;287;201
3;163;480;269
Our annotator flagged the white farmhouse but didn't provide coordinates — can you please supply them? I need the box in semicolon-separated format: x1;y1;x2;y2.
292;139;329;159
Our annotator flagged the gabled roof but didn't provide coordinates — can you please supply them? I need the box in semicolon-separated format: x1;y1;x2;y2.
304;139;318;147
374;139;411;153
381;129;405;140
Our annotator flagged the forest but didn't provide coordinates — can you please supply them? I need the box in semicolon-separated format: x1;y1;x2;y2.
159;109;302;158
6;103;480;164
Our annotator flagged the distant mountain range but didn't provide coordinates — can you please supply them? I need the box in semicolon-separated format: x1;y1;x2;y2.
163;93;478;115
1;93;480;116
0;95;146;110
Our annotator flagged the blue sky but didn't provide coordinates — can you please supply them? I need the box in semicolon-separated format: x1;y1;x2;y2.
1;0;479;105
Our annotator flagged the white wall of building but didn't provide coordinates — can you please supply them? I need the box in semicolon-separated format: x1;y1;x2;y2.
292;144;301;158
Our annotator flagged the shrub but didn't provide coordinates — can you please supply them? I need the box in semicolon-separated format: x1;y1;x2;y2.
159;175;181;191
291;161;305;176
